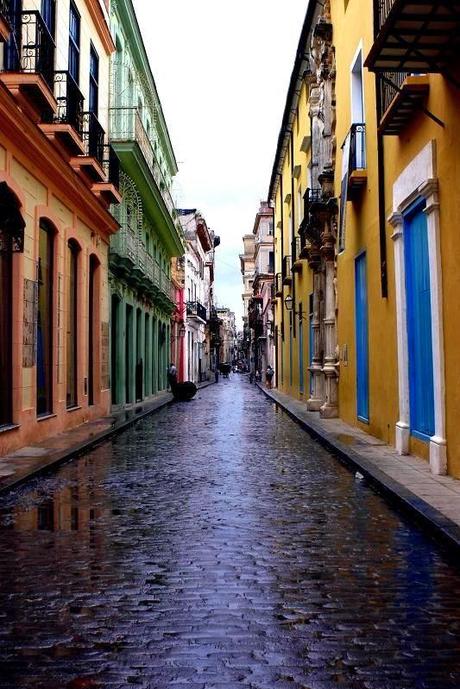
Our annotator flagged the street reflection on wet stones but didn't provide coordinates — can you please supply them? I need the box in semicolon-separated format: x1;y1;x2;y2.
1;378;460;689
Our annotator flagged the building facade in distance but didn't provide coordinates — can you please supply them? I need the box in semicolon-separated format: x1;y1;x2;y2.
239;233;255;371
179;209;217;383
247;201;275;383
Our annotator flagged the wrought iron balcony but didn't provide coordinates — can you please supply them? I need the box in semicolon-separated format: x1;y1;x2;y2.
291;236;303;272
282;255;292;285
82;111;105;168
40;71;85;153
103;145;120;189
299;188;323;247
378;71;429;135
274;272;283;297
109;107;176;218
365;0;460;73
187;300;207;322
110;225;137;268
0;10;56;114
343;123;367;199
52;71;83;135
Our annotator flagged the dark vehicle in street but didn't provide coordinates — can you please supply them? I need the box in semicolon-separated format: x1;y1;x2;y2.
171;381;197;401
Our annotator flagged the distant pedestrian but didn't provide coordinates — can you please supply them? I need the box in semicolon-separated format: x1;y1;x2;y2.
255;370;261;383
266;365;274;389
167;362;177;390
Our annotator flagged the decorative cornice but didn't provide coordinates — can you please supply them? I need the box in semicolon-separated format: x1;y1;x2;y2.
87;0;116;54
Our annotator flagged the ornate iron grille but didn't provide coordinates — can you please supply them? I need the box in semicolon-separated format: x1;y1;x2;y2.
82;111;105;167
52;70;84;135
6;11;55;90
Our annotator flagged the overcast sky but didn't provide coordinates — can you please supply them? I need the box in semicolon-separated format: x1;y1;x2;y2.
132;0;307;328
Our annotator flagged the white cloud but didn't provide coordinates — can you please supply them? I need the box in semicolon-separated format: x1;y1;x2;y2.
132;0;306;327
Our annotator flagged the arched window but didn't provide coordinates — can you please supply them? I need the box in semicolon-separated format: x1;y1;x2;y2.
66;239;80;408
37;220;55;416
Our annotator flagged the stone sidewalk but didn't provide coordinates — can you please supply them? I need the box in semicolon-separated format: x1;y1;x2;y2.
0;381;214;495
258;384;460;553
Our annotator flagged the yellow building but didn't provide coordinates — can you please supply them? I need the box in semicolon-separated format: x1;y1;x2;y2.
270;0;460;478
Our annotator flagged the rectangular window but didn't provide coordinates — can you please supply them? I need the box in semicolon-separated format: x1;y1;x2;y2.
89;44;99;115
69;2;80;85
41;0;55;36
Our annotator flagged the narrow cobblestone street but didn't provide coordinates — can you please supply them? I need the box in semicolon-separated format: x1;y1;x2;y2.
1;378;460;689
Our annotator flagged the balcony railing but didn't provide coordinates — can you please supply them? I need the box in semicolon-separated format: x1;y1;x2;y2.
274;272;282;296
82;111;105;167
103;144;120;188
348;123;366;173
367;0;459;73
187;300;207;321
299;188;323;246
3;11;55;90
51;70;83;135
379;71;405;116
282;255;292;284
110;225;137;265
376;0;394;27
109;107;176;217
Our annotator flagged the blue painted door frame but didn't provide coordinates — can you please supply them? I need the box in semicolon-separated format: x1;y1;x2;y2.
355;252;369;423
404;199;435;441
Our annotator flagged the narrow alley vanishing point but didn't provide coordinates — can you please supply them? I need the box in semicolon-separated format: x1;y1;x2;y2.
1;379;460;689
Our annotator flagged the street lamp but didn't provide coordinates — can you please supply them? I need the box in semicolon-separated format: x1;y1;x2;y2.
284;294;293;311
284;294;308;320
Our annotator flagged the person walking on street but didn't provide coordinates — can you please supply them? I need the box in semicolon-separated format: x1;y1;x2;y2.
266;365;274;389
167;362;177;390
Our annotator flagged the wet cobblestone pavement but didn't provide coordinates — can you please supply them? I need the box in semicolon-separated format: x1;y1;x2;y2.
1;377;460;689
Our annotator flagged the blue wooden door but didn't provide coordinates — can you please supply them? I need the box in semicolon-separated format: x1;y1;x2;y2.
404;200;435;441
355;252;369;422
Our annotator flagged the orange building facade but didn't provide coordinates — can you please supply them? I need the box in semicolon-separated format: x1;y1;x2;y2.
0;0;119;455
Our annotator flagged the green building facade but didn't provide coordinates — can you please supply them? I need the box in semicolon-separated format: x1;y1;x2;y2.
108;0;184;407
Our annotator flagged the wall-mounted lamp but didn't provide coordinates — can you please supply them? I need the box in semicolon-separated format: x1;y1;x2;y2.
284;294;308;320
284;294;293;311
172;322;186;340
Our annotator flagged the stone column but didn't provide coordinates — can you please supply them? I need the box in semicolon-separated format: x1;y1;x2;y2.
307;244;324;410
389;212;410;455
320;218;338;419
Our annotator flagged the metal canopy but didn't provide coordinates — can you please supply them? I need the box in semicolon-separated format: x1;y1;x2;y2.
365;0;460;72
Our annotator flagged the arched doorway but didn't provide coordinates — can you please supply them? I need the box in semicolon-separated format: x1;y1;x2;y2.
37;220;55;416
88;254;100;406
67;239;80;409
111;294;120;405
0;181;25;426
